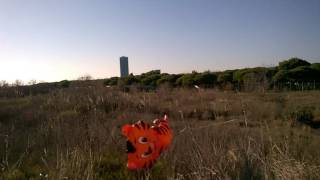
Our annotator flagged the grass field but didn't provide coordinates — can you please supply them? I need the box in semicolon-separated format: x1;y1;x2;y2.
1;86;320;179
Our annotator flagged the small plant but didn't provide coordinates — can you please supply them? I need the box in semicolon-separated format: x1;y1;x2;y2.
291;107;314;125
94;153;130;180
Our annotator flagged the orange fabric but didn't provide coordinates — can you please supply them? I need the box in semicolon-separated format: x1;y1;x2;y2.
121;115;173;170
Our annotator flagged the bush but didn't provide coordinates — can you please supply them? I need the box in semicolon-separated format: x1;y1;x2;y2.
272;70;290;83
310;63;320;71
193;71;217;86
94;152;131;179
279;57;311;70
58;80;70;88
291;107;314;125
122;74;140;85
104;77;119;86
156;74;181;86
273;66;320;83
175;74;196;87
141;74;161;86
217;70;234;83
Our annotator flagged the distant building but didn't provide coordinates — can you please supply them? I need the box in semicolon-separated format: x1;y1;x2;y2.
120;56;129;77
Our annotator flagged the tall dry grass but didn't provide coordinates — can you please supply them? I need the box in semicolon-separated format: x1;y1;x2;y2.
0;86;320;179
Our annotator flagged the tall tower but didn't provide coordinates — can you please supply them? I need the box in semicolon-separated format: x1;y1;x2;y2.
120;56;129;77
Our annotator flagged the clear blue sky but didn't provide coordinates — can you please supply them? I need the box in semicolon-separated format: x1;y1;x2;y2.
0;0;319;83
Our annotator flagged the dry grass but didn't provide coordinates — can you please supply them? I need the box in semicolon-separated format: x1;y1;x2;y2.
1;87;320;179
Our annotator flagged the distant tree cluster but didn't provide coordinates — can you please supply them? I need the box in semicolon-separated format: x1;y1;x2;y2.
104;57;320;91
77;74;93;81
0;80;71;98
2;57;319;95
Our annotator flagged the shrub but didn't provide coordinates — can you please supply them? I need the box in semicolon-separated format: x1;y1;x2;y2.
310;63;320;71
279;57;311;70
94;152;131;179
141;74;162;86
273;66;320;83
175;74;196;86
291;107;314;125
104;77;119;86
193;71;217;86
58;80;70;88
122;74;140;85
217;70;234;83
156;74;181;86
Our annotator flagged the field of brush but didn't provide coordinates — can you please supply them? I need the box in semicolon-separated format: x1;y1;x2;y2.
1;86;320;179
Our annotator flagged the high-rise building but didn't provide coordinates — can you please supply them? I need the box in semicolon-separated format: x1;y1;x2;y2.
120;56;129;77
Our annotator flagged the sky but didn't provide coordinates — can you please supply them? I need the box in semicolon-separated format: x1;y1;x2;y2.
0;0;319;83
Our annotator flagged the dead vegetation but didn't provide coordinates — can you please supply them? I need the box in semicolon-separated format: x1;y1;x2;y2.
0;87;320;179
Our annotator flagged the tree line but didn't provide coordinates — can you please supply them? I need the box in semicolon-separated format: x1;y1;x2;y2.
104;57;320;91
1;57;319;97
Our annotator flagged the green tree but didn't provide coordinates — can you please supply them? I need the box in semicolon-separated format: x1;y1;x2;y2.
287;66;320;81
141;74;161;86
233;67;272;83
58;80;70;88
104;77;119;86
141;70;161;77
273;66;320;82
310;63;320;71
176;74;196;87
193;72;217;86
233;69;248;82
272;70;290;82
278;57;310;70
122;74;139;85
217;70;234;83
156;74;181;86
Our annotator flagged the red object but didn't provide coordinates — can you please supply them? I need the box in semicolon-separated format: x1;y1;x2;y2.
121;115;173;170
